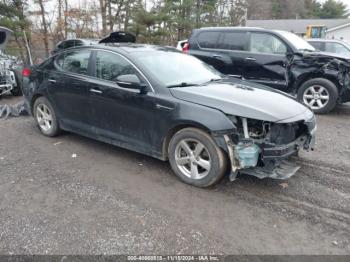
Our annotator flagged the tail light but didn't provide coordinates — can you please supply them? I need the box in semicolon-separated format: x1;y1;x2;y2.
182;42;190;53
22;68;31;77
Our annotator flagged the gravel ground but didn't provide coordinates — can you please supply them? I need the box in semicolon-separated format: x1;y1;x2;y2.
0;95;349;255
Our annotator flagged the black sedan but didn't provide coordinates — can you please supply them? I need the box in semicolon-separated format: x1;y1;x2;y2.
22;44;316;187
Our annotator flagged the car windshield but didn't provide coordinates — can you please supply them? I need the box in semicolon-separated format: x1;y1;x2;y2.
133;51;223;87
276;30;316;52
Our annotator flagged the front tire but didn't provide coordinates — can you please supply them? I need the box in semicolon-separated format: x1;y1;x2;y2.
33;97;60;137
168;128;227;188
297;78;338;114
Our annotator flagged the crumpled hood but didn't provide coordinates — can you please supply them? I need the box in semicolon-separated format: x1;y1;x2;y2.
170;82;311;122
302;50;350;62
0;27;12;51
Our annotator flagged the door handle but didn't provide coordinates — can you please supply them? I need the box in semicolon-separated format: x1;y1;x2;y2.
90;88;103;94
212;55;223;59
155;104;174;111
245;57;256;61
48;79;56;83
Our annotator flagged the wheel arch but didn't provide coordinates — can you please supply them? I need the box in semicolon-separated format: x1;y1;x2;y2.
161;121;229;160
294;73;341;93
30;93;44;114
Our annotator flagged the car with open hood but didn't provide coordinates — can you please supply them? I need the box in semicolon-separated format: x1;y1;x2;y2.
0;26;22;97
185;27;350;114
21;44;316;187
51;31;136;55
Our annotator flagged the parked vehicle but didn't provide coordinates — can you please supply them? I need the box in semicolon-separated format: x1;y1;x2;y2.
185;27;350;114
22;44;316;188
51;31;136;55
305;25;326;39
308;39;350;56
0;26;22;97
176;39;188;51
51;39;98;55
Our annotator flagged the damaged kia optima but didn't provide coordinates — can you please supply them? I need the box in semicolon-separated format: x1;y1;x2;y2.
22;44;316;187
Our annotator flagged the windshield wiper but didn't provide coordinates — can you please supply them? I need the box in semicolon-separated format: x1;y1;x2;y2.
208;78;223;82
167;82;200;88
299;49;315;52
202;77;229;85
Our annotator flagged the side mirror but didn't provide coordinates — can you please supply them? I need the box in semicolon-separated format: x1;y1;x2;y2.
116;74;147;93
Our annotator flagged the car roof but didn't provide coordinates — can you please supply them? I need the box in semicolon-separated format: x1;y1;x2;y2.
197;27;270;32
308;38;345;43
66;43;179;54
56;38;98;46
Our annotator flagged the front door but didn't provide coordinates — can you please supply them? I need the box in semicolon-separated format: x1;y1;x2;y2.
243;32;289;91
88;50;158;153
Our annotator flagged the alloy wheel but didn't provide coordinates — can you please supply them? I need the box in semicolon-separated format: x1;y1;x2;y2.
36;104;53;132
303;85;330;110
175;139;211;180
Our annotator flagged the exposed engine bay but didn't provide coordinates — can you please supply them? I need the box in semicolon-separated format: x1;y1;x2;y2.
0;27;21;97
224;115;316;180
288;52;350;103
0;56;19;96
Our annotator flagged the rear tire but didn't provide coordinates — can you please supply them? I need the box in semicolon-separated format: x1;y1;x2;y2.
168;128;227;188
33;97;60;137
297;78;338;114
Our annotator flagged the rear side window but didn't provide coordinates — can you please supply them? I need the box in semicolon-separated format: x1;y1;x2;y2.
249;33;287;54
94;51;138;82
0;32;6;44
64;40;76;49
197;31;220;49
56;50;91;75
217;31;247;51
309;41;324;51
74;40;84;47
57;42;64;49
325;42;350;55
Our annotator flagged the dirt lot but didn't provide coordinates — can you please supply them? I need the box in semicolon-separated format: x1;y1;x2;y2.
0;95;349;255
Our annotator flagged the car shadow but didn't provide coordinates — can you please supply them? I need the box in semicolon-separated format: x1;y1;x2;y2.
61;130;288;193
327;102;350;116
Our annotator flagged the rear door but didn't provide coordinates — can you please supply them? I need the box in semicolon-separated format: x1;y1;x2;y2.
243;31;289;90
47;49;93;131
214;30;249;78
188;31;229;73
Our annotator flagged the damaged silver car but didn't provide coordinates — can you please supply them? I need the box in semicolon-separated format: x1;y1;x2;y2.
0;26;22;97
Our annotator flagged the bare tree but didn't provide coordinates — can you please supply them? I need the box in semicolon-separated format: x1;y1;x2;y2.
35;0;49;57
99;0;108;35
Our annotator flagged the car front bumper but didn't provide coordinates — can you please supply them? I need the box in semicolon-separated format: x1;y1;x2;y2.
223;123;316;180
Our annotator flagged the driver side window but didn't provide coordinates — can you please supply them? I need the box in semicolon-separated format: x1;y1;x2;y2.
95;51;138;82
250;33;287;54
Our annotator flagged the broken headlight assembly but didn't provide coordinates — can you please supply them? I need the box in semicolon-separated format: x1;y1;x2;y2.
224;115;313;180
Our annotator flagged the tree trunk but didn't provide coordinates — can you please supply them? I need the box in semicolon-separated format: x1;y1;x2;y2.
124;2;130;30
99;0;107;35
14;35;26;65
107;0;113;31
37;0;49;57
196;0;200;28
64;0;68;38
57;0;64;40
